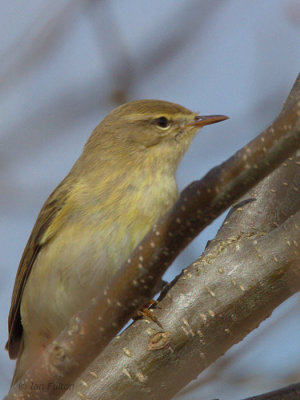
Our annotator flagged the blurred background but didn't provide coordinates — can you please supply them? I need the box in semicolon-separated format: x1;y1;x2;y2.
0;0;299;398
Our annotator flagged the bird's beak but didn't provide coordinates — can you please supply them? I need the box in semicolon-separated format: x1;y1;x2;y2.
187;114;229;128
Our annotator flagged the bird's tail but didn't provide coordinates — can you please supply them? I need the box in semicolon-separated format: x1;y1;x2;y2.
10;336;24;388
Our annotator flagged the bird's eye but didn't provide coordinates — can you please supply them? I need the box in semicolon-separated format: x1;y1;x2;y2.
154;116;170;129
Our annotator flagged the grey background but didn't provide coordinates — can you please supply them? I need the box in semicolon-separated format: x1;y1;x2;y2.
0;0;299;398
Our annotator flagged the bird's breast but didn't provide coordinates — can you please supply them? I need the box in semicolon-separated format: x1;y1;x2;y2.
21;172;178;346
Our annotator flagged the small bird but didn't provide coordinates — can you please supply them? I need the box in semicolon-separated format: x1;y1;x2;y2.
6;99;228;385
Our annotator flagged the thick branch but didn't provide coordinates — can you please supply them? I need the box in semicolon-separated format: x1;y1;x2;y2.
5;76;300;400
64;213;300;400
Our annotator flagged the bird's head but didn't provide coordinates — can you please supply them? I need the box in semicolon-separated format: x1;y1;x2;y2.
82;99;228;171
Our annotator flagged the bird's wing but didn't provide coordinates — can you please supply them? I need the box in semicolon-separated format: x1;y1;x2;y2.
6;178;71;359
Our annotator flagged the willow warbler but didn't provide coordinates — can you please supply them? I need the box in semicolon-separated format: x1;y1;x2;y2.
7;99;227;384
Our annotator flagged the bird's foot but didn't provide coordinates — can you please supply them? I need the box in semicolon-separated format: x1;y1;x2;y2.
133;300;163;328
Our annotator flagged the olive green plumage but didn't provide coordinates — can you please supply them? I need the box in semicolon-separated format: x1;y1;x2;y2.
7;99;227;385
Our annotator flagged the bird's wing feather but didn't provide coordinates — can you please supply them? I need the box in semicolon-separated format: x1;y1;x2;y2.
6;178;71;359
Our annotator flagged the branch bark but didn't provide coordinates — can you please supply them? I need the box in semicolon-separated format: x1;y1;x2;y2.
5;75;300;400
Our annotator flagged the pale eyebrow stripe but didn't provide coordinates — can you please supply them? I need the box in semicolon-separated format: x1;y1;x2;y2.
126;112;195;121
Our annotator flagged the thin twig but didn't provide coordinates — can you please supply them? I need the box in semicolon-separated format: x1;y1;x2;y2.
241;382;300;400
